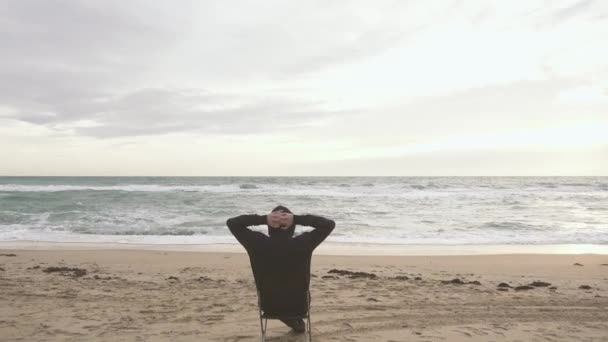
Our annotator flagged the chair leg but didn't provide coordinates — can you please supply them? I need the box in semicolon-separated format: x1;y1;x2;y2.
259;303;267;342
307;289;312;342
259;315;265;342
307;314;312;342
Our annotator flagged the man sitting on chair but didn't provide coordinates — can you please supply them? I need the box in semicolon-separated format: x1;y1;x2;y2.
226;205;335;333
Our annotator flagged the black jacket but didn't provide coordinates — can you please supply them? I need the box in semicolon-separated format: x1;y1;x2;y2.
226;214;335;316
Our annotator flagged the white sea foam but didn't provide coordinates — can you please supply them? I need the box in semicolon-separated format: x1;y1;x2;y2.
0;184;238;193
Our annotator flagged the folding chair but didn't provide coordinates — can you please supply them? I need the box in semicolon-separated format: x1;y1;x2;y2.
254;277;313;342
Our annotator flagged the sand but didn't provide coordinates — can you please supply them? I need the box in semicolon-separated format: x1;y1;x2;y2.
1;247;607;341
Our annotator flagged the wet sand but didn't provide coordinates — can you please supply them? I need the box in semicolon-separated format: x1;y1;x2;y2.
1;249;607;341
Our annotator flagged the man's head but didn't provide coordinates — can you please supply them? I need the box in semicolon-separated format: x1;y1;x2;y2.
268;205;295;238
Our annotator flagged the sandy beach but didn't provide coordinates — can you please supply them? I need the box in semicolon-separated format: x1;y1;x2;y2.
1;247;607;342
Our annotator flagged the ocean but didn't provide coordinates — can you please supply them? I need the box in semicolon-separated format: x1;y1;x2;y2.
0;176;606;246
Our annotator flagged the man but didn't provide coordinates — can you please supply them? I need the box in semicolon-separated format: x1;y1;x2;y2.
226;205;335;333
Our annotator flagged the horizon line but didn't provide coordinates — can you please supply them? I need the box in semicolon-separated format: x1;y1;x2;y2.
0;175;606;178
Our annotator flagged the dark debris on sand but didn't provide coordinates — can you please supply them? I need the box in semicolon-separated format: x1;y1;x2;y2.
573;263;584;266
528;281;551;287
497;288;509;292
441;278;464;285
43;266;87;277
0;254;17;257
327;269;378;279
440;278;481;285
392;275;410;281
93;275;112;280
497;283;512;288
321;275;337;280
579;285;592;290
514;285;535;291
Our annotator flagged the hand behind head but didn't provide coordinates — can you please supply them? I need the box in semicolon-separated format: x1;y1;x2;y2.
267;211;283;229
277;212;294;229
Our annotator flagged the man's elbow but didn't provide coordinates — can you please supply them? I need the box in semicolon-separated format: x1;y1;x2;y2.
327;219;336;230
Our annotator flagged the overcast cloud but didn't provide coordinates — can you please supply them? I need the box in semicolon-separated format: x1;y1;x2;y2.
1;0;607;175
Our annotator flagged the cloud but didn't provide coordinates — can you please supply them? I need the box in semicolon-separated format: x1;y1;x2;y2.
0;1;181;132
3;85;352;137
553;0;595;22
0;1;175;81
557;83;608;104
1;1;607;175
0;1;417;138
1;0;425;84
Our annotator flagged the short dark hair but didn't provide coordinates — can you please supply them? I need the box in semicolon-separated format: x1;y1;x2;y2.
271;205;292;214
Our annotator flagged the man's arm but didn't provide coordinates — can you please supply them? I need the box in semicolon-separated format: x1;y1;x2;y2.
293;214;336;251
226;214;268;250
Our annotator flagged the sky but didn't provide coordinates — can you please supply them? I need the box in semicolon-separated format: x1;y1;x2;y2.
0;0;607;176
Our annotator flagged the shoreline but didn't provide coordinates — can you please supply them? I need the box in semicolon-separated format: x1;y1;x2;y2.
1;240;607;255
